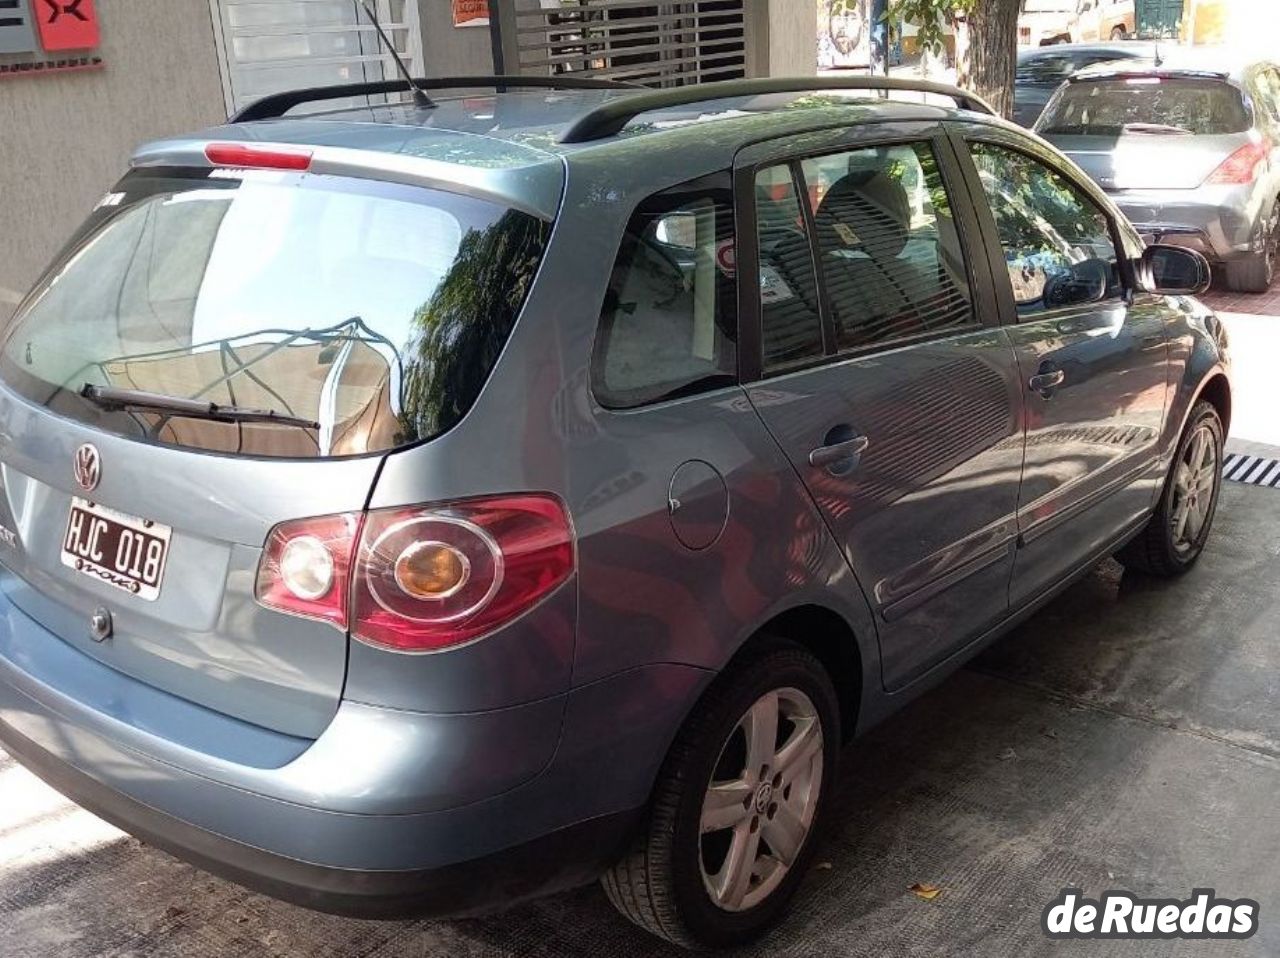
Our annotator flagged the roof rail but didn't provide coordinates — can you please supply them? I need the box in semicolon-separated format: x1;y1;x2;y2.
557;76;997;144
230;75;643;123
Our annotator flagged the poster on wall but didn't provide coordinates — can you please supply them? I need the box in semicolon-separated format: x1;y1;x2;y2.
453;0;490;27
817;0;872;70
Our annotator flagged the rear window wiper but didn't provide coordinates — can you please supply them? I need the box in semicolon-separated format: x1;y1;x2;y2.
1122;122;1193;135
80;384;320;430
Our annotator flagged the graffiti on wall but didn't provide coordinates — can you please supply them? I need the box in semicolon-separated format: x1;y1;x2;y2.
0;0;103;77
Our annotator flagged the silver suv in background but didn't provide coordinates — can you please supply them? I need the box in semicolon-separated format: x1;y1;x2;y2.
1037;53;1280;291
0;75;1230;948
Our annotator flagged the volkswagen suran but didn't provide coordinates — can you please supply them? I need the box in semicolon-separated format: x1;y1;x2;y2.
0;75;1230;947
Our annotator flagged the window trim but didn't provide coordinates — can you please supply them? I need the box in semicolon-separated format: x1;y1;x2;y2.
589;170;739;412
951;128;1138;326
743;133;992;380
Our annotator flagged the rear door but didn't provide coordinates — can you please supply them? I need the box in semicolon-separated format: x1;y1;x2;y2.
737;124;1026;689
0;163;553;737
951;125;1170;607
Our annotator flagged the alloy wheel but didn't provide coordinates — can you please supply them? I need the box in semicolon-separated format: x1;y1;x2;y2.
1170;422;1219;553
699;687;824;912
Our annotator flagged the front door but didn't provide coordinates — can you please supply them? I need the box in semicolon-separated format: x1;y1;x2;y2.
957;132;1170;607
739;130;1026;689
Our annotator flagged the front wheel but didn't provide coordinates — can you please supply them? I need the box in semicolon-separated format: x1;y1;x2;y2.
1118;401;1224;576
602;641;840;948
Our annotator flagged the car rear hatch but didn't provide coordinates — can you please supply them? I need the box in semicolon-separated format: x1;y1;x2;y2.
1037;73;1254;190
0;134;559;738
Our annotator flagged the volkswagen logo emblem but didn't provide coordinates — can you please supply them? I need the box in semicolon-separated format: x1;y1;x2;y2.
74;443;101;492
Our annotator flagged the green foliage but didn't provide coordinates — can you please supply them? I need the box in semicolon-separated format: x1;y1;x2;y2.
882;0;973;56
398;212;549;442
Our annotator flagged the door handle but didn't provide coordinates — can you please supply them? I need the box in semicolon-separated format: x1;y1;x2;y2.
1028;369;1065;396
809;435;870;469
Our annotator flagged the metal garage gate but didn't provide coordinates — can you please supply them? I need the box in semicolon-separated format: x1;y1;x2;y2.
208;0;424;115
492;0;748;87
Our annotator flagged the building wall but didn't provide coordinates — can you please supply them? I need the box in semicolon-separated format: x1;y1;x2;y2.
747;0;818;77
420;3;494;77
0;0;226;323
1183;0;1272;53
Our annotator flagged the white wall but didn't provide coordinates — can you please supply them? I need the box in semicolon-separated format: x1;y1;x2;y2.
0;0;226;323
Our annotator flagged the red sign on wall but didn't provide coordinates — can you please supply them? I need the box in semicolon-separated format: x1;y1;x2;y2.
33;0;100;52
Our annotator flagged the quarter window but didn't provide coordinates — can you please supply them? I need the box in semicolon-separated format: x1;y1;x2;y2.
969;142;1122;315
800;142;977;351
593;176;737;408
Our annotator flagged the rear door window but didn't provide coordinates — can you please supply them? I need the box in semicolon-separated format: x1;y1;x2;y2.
1;168;551;458
754;164;826;371
800;142;978;351
592;174;737;408
1037;77;1251;135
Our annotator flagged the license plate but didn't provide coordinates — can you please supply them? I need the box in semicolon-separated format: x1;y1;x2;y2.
60;497;171;601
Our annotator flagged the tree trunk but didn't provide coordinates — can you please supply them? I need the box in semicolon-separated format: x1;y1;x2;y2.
958;0;1020;119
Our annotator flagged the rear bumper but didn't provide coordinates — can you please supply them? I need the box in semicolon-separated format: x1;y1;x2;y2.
1111;186;1262;263
0;711;636;918
0;579;708;917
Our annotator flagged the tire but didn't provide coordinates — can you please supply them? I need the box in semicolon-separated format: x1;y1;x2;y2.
1226;252;1274;293
1226;204;1279;293
1117;401;1224;577
1110;25;1127;39
602;641;840;948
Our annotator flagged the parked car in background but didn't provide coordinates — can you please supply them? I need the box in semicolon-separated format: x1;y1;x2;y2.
1019;0;1075;46
1037;53;1280;291
1071;0;1136;41
0;74;1231;949
1014;40;1155;127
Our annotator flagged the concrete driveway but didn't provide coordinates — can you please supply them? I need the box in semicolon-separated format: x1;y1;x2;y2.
2;478;1278;957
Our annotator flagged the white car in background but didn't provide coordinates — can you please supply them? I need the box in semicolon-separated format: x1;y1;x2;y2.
1019;0;1075;46
1071;0;1137;42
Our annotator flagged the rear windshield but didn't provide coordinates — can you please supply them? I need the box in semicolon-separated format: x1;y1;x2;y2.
0;168;551;458
1038;77;1250;136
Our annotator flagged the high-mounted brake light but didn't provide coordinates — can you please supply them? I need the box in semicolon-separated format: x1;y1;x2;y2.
255;495;574;653
1205;139;1270;185
204;142;313;171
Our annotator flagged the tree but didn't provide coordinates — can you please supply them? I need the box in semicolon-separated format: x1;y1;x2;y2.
881;0;1022;119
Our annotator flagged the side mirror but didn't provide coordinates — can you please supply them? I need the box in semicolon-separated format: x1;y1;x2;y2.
1143;245;1212;295
1043;257;1110;308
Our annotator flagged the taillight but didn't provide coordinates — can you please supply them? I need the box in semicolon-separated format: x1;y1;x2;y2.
257;513;361;627
1205;140;1269;185
255;495;574;653
204;142;313;171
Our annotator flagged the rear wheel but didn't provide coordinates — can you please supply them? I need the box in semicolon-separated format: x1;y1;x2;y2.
1117;401;1224;576
602;642;839;948
1110;25;1127;39
1226;204;1280;293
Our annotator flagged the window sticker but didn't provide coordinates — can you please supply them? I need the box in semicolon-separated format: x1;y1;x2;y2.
760;265;795;305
